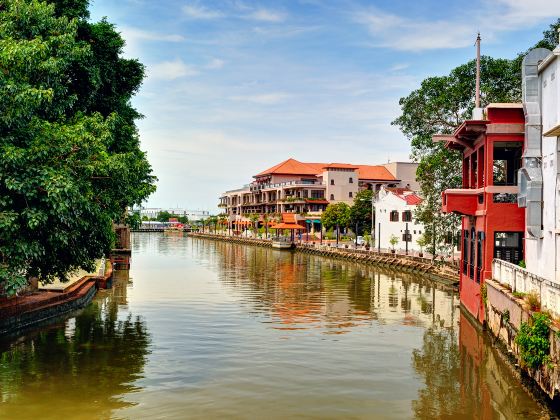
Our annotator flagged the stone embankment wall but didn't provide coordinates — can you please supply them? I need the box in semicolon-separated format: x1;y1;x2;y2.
189;233;458;286
485;279;560;401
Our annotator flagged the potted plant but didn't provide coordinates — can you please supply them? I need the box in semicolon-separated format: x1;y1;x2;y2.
389;234;399;254
416;234;427;258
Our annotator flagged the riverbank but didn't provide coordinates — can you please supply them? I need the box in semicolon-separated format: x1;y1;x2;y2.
0;263;113;337
189;232;459;287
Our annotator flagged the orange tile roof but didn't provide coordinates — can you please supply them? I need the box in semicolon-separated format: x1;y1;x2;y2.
254;158;396;181
282;213;297;223
255;158;324;177
356;165;395;181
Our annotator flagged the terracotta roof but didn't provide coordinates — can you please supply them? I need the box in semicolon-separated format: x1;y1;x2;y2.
255;158;323;177
385;188;422;205
270;222;305;230
323;163;359;169
255;159;396;181
356;165;396;181
282;213;297;223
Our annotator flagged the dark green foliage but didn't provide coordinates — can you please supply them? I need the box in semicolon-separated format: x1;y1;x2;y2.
349;189;374;235
0;0;156;295
515;312;551;370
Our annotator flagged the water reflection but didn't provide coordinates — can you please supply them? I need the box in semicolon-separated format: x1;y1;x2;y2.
0;272;150;419
0;235;549;419
195;238;457;334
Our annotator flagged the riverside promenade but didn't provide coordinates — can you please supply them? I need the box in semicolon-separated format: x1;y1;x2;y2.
189;232;459;287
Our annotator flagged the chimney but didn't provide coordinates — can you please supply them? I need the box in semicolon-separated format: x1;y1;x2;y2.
472;33;484;120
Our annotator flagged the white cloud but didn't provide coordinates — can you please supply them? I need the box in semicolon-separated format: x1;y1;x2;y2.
182;4;224;19
120;26;185;42
119;27;185;58
229;92;291;105
206;58;225;69
247;8;286;23
148;59;198;80
354;1;560;52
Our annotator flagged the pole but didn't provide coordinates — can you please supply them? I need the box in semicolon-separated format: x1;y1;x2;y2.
371;196;374;244
336;223;339;247
405;222;409;255
475;33;481;109
355;222;358;247
378;222;381;253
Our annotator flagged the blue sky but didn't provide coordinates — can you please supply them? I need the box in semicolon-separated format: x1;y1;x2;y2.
89;0;560;212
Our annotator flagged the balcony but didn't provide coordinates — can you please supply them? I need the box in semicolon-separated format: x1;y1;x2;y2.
442;189;479;216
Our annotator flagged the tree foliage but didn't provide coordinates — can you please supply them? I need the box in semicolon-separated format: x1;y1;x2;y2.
392;20;560;258
0;0;156;295
321;202;351;231
349;189;374;234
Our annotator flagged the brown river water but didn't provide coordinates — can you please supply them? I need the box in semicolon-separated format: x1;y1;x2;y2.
0;233;553;419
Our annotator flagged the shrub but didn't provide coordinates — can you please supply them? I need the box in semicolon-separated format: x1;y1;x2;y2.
515;312;551;369
525;291;541;312
513;291;526;299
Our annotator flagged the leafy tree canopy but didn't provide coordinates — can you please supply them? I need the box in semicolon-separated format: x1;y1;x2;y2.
321;202;351;230
349;189;374;234
0;0;156;295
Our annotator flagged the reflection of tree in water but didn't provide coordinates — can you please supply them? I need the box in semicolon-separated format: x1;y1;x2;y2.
412;326;461;418
0;274;150;419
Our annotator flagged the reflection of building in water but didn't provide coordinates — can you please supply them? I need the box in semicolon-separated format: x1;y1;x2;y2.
208;240;459;332
411;311;543;417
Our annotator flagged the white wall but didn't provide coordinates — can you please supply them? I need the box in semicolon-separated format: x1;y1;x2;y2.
375;191;424;252
525;53;560;293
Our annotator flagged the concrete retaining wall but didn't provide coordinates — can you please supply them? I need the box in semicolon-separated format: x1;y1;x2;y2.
485;278;560;400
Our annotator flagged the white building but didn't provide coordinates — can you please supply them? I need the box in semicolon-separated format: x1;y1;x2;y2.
519;39;560;282
375;187;425;253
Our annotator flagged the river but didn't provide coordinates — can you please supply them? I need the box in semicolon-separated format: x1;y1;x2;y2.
0;233;551;419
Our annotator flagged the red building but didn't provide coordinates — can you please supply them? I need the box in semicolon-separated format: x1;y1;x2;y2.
437;104;525;322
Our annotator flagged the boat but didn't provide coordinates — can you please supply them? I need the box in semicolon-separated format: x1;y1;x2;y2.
271;237;295;249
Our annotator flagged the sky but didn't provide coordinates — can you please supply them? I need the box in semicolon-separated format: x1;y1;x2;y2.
89;0;560;212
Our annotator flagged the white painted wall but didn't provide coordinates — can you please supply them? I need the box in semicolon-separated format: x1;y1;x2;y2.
375;189;425;252
523;51;560;315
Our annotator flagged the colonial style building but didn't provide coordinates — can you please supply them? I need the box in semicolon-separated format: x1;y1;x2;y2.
219;158;418;218
375;187;424;253
438;103;526;322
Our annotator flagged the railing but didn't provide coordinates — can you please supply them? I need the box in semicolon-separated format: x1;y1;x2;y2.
250;181;326;191
492;258;560;316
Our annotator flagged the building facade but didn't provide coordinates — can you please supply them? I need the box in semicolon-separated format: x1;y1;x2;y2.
439;104;526;322
219;158;418;219
516;43;560;312
375;187;424;253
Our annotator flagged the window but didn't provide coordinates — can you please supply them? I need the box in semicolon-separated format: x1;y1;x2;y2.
330;179;335;185
402;211;412;222
469;228;475;280
476;232;484;283
389;211;399;222
493;142;522;186
349;191;353;198
494;232;524;265
349;177;353;183
330;194;335;200
462;229;468;275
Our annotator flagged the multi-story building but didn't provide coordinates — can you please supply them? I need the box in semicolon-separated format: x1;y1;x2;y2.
516;42;560;310
219;158;418;219
438;103;526;322
375;187;424;253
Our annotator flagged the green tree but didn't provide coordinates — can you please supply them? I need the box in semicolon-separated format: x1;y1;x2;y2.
0;0;155;295
321;203;351;231
392;20;560;260
156;211;174;222
350;189;374;235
